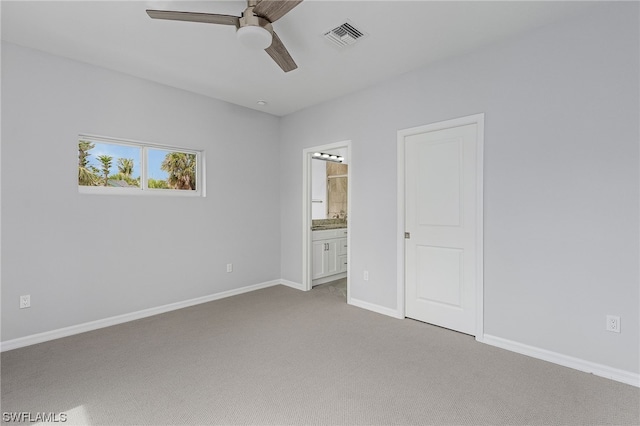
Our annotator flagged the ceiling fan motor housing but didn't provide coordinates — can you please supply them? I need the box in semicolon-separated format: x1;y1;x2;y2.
239;7;273;31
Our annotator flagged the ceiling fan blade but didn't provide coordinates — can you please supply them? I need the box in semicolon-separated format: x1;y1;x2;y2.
146;10;240;27
265;31;297;72
253;0;303;23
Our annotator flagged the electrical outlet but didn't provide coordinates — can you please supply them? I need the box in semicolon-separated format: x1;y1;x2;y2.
606;315;620;333
363;270;369;281
20;295;31;309
226;263;233;273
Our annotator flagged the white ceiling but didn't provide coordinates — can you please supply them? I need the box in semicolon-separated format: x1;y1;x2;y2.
2;1;599;116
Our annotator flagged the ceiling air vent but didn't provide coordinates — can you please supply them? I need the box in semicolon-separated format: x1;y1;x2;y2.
323;21;367;48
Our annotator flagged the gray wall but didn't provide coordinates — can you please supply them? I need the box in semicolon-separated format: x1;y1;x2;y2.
1;42;281;341
279;4;639;373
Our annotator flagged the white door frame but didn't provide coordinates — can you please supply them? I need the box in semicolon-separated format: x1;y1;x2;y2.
397;114;484;339
302;140;352;296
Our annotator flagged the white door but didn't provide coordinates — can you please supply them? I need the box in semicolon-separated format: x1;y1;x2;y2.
404;123;478;335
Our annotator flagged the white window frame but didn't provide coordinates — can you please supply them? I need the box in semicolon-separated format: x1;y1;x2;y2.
78;134;205;197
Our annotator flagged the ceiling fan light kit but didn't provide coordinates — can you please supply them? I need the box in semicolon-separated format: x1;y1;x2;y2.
146;0;302;72
237;12;273;50
237;25;272;50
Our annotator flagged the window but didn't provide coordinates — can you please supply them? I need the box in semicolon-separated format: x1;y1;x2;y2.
78;135;204;196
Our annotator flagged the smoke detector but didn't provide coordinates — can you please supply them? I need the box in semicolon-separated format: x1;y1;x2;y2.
323;21;367;48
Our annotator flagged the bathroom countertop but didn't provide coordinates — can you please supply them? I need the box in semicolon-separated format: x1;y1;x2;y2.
311;219;347;231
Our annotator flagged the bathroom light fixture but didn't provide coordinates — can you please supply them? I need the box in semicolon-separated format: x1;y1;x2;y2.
312;152;344;163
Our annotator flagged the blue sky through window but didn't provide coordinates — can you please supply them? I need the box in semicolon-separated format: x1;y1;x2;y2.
86;142;168;180
148;148;171;181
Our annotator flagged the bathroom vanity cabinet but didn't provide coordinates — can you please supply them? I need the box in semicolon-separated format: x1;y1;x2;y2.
312;228;347;282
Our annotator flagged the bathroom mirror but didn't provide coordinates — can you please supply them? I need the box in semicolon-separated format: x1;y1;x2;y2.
311;149;348;220
326;163;347;219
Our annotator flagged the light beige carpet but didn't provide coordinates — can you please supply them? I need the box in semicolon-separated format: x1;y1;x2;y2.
2;285;638;425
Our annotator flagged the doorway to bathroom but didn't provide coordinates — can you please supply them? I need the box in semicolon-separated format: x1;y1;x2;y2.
302;141;351;302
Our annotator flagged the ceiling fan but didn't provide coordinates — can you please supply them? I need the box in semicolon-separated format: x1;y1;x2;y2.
146;0;303;72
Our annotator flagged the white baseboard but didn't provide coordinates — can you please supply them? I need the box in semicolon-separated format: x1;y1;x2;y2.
349;297;404;319
0;279;282;352
480;334;640;388
312;272;347;286
279;279;305;291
